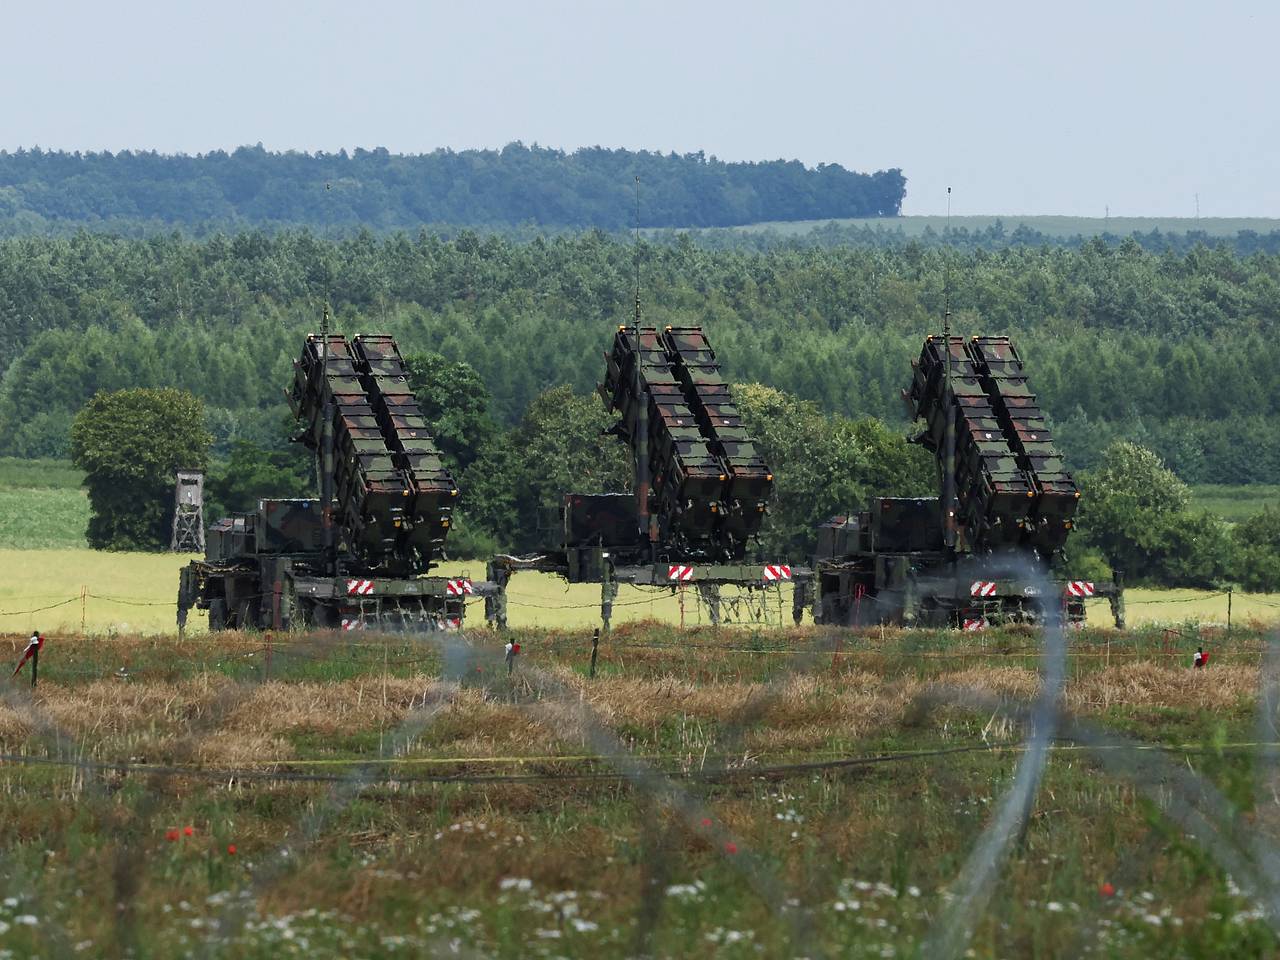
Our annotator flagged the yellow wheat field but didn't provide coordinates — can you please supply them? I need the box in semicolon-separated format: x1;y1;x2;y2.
0;548;1276;636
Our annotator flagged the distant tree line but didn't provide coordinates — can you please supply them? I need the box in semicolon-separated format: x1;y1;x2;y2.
3;230;1278;491
0;144;905;232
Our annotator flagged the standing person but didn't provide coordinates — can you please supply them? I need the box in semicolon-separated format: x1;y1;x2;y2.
12;631;43;687
1193;646;1209;669
505;639;521;675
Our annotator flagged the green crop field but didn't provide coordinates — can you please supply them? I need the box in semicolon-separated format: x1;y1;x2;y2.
1190;484;1280;522
0;456;85;489
2;624;1278;957
0;457;90;550
723;214;1280;238
0;488;89;550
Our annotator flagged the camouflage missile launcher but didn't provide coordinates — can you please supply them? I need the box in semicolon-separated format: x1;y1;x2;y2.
816;334;1116;630
965;336;1079;551
906;336;1035;551
602;325;728;558
599;324;773;562
662;327;773;547
488;321;806;632
287;333;458;574
350;335;457;566
179;329;492;633
288;333;413;568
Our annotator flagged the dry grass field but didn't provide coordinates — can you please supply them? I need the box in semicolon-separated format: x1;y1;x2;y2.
2;623;1277;957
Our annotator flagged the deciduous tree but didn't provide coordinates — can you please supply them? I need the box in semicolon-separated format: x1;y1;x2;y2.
70;388;211;550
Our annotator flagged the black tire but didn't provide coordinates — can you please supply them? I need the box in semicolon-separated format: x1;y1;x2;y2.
208;598;227;631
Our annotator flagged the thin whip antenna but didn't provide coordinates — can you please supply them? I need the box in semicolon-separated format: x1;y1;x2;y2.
633;175;642;330
944;185;952;324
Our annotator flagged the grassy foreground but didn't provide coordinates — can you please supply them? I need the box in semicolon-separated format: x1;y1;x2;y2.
1;623;1278;957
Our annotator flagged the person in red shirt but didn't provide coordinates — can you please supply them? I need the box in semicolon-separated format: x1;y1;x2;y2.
1193;646;1209;669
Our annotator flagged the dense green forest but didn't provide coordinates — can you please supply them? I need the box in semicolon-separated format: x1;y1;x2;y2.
1;229;1277;488
0;144;905;233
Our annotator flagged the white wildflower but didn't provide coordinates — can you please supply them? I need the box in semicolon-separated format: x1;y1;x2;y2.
665;883;703;899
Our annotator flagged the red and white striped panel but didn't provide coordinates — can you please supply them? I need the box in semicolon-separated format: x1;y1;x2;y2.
970;581;998;597
962;617;989;632
762;564;792;582
668;565;694;582
446;578;474;596
346;579;375;596
1065;581;1095;597
340;617;363;631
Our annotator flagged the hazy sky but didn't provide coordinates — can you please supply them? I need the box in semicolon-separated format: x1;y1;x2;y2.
3;0;1275;217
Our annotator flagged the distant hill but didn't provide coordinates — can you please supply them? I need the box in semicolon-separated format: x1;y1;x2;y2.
0;143;905;232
